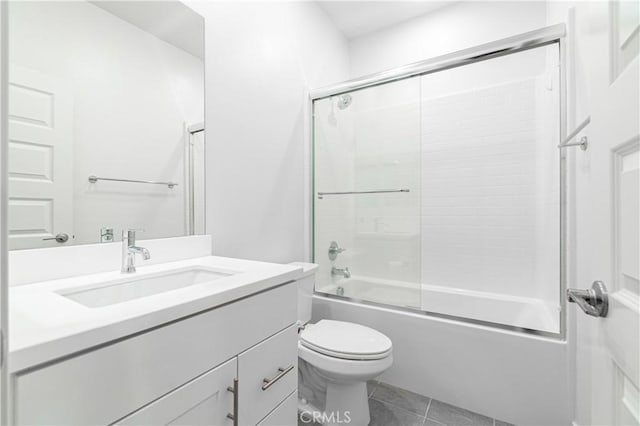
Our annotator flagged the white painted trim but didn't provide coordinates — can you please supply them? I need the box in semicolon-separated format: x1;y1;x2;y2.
183;122;191;235
0;0;10;421
303;91;312;262
187;121;204;134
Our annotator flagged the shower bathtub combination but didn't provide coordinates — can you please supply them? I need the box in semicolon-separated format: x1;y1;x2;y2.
309;25;572;425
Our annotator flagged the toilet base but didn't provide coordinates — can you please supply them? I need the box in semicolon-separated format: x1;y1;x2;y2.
325;381;370;426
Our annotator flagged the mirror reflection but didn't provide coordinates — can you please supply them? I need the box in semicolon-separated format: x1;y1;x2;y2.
7;0;205;249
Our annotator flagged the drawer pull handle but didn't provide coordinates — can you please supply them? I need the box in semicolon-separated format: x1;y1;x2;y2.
227;379;238;426
262;365;294;391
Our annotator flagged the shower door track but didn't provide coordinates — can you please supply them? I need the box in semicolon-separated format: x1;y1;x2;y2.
316;292;562;340
308;23;569;339
310;24;565;100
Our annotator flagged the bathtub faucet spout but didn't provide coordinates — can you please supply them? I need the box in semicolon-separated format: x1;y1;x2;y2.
332;266;351;279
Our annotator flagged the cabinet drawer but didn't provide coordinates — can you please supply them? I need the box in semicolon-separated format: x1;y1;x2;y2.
14;282;296;425
257;391;297;426
118;358;237;426
238;324;298;425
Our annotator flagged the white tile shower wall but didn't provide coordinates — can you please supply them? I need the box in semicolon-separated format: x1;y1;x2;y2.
340;1;553;293
9;1;204;244
420;76;559;308
313;79;423;290
187;1;350;263
350;79;422;284
314;97;357;286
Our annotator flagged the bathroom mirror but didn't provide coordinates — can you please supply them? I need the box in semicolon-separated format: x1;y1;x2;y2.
6;0;205;249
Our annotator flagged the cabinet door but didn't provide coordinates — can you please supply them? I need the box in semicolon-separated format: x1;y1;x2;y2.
257;391;297;426
118;358;237;426
238;325;298;425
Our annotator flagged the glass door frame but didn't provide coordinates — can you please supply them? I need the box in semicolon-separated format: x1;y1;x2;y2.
308;24;568;340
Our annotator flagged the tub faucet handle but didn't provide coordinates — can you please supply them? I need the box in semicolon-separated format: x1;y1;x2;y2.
328;241;346;260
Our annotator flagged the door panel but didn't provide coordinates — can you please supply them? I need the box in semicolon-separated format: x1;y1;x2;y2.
8;65;72;249
117;358;237;426
238;325;297;426
571;1;640;425
0;2;8;423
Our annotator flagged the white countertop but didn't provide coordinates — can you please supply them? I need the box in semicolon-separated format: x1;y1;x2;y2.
9;256;302;373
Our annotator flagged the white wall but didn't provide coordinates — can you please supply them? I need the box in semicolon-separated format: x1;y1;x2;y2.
9;1;203;245
349;1;548;77
187;1;349;263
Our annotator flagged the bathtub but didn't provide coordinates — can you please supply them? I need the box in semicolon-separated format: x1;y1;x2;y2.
318;276;560;333
311;284;571;426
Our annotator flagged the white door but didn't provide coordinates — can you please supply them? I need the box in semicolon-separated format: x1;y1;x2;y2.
8;65;73;249
571;1;639;425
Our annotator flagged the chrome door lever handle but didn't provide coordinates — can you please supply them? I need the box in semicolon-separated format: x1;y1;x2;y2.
567;281;608;318
42;233;69;243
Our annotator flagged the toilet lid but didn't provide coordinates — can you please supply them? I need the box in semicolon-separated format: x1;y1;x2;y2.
300;320;392;360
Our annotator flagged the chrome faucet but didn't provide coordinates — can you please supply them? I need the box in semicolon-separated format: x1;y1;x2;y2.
121;229;151;273
331;266;351;279
328;241;346;260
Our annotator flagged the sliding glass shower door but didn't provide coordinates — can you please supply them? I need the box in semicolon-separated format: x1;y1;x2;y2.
313;77;422;309
312;41;562;335
418;44;561;333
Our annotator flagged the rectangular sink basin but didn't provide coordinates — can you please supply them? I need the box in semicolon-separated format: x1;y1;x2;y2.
58;266;236;308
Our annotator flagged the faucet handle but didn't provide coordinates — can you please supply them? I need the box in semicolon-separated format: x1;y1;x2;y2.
328;241;347;260
122;228;145;241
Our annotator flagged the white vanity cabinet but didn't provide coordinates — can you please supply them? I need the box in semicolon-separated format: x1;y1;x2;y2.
118;358;238;426
13;282;299;426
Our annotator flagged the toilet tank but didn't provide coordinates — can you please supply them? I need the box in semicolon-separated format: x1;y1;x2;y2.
289;262;319;326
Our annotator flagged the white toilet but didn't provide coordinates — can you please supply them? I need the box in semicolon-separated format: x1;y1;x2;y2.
291;262;393;426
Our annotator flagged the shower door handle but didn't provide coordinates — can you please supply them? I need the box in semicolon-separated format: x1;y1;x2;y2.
567;281;608;318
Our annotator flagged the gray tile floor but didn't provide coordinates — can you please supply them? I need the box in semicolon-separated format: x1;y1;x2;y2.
298;381;516;426
367;381;515;426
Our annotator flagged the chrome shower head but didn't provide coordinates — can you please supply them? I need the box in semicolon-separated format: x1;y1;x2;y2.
337;94;352;110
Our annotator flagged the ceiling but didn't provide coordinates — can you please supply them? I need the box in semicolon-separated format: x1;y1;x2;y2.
90;1;204;59
316;1;453;40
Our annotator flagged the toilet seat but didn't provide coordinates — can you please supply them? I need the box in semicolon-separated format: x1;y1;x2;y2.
300;320;392;360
